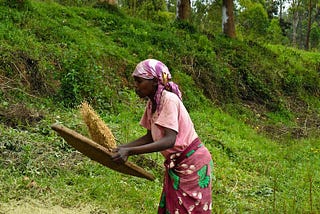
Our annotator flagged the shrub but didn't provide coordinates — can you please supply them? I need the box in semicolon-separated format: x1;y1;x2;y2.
238;3;269;41
3;0;31;10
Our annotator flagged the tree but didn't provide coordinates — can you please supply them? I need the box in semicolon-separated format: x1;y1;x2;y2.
191;0;222;34
166;0;176;12
176;0;191;20
222;0;236;38
137;0;168;21
238;3;269;41
98;0;117;5
289;0;303;47
267;18;286;44
310;22;320;49
266;0;280;19
305;0;312;49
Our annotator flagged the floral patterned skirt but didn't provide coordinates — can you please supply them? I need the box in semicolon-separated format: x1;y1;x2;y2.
158;138;214;214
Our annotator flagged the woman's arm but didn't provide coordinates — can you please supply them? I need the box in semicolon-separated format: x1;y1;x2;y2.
118;130;153;148
111;127;177;163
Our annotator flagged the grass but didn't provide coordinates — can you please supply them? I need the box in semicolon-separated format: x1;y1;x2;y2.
0;98;319;213
192;108;320;212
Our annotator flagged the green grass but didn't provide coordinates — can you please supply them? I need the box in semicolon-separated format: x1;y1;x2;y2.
1;100;319;213
191;108;320;212
0;1;319;213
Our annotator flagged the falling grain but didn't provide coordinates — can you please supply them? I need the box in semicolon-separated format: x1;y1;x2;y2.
80;102;116;151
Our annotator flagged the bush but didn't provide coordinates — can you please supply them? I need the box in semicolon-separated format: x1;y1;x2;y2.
3;0;31;10
266;18;284;44
238;3;269;41
310;22;320;50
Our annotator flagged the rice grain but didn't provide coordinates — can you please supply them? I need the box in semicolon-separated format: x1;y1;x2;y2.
80;102;116;151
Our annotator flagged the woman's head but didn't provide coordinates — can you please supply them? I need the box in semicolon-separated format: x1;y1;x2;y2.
133;76;158;99
132;59;182;109
132;59;170;83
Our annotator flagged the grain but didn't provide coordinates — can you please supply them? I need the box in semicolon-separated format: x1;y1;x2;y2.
80;102;116;151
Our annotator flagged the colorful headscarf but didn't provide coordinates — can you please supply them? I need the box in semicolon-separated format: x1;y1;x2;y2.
132;59;182;111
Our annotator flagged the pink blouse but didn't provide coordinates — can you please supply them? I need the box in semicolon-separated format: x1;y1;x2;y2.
140;90;198;159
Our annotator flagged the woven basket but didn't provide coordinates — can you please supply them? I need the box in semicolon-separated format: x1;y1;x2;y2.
51;123;155;181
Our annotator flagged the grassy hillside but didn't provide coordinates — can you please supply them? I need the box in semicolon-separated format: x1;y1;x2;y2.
0;1;319;213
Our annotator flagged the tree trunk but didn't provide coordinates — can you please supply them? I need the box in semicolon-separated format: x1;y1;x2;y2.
292;11;298;46
279;0;283;20
176;0;191;20
291;0;301;47
98;0;117;5
222;0;236;38
305;0;312;50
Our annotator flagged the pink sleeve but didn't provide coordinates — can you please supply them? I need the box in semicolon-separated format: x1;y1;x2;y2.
155;96;179;133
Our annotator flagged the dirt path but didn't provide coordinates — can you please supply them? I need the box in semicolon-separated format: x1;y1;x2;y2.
0;200;95;214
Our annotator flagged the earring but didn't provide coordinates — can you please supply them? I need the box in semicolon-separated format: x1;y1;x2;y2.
162;72;168;85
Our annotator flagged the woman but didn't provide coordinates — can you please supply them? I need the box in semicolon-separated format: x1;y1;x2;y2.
112;59;213;213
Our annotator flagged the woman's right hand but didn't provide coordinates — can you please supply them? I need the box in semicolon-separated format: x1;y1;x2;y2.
111;147;130;163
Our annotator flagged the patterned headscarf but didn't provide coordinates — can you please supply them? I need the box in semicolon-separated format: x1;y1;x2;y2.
132;59;182;111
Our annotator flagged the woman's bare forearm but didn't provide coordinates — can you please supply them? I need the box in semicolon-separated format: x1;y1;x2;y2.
119;130;153;148
127;128;177;155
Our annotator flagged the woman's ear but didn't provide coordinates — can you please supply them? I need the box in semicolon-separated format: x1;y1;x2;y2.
152;78;158;86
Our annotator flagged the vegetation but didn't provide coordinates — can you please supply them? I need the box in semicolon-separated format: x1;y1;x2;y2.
0;1;319;213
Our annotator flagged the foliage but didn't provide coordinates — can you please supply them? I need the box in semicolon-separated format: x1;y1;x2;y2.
266;18;287;45
191;0;222;34
3;0;32;10
1;102;319;213
136;0;167;21
49;0;97;6
0;1;320;213
266;45;320;96
1;0;319;122
310;22;320;50
238;3;269;41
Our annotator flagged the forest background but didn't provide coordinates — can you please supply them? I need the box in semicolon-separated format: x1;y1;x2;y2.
0;0;319;213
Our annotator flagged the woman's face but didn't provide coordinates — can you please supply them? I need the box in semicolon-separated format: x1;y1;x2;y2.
133;76;157;99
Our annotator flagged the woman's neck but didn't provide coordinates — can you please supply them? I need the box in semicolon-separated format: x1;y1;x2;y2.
148;85;158;113
150;98;157;113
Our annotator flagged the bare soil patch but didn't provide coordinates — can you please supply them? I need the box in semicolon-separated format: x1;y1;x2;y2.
0;200;99;214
